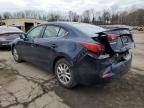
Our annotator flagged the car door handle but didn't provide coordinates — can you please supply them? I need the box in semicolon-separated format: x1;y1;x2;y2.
51;44;57;48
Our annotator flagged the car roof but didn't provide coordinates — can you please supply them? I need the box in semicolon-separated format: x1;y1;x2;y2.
41;22;103;31
45;21;80;24
41;21;91;27
42;21;106;32
0;26;24;35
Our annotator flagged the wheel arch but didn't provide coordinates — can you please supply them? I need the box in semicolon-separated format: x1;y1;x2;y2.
11;44;16;54
52;55;73;73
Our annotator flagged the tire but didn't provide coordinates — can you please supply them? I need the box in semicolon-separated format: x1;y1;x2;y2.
12;47;23;63
55;59;77;89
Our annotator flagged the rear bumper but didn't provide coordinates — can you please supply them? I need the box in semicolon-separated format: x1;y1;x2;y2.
73;52;132;85
0;45;11;48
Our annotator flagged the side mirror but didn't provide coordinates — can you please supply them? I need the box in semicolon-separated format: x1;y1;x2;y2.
20;34;28;41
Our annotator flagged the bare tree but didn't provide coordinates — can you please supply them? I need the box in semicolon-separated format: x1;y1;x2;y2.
3;12;12;19
0;7;144;26
82;10;92;23
101;9;111;24
48;12;61;21
68;11;79;22
0;14;2;20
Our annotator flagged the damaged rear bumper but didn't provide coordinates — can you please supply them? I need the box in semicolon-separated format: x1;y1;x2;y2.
73;51;132;85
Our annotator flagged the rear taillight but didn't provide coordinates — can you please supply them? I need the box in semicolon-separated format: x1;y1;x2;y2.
80;42;104;54
106;33;118;41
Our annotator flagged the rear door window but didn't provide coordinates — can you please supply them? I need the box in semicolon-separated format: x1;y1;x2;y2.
27;26;44;39
58;28;68;37
43;26;60;38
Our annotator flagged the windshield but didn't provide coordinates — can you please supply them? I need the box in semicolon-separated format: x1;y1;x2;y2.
70;23;106;37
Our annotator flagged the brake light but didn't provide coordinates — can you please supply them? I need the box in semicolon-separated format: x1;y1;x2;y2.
80;42;104;54
106;33;118;41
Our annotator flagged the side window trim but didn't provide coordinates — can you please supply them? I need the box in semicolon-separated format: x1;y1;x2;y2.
26;25;45;39
42;25;61;38
40;25;46;38
41;24;69;38
58;28;69;37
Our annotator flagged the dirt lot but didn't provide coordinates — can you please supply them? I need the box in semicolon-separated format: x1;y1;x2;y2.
0;31;144;108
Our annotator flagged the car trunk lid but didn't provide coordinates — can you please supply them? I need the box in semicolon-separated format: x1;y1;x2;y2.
92;28;135;56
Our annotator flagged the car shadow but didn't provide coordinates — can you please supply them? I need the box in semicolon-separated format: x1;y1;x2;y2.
54;84;112;108
0;47;11;51
54;73;144;108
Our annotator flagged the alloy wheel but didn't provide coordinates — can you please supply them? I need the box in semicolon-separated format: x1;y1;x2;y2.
56;63;71;85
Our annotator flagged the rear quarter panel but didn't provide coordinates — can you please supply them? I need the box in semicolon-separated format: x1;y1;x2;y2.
52;38;84;64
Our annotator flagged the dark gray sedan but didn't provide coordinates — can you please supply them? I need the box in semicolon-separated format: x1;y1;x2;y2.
11;22;134;88
0;26;24;48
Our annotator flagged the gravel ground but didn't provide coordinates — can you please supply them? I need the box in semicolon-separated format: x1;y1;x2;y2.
0;31;143;108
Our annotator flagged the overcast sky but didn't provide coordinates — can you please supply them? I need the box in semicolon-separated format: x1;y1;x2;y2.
0;0;144;13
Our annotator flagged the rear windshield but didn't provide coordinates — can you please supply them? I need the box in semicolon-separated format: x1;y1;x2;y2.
70;23;106;37
0;33;21;37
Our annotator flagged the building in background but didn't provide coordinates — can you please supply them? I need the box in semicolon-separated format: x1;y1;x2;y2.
2;18;47;32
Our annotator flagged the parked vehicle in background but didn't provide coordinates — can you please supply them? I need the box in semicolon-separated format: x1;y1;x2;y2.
137;26;143;31
11;22;135;88
0;26;24;48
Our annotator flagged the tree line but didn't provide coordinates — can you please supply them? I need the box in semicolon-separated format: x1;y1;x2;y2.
0;8;144;26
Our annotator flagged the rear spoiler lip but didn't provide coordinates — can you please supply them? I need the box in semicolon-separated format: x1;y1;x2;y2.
101;27;130;34
105;27;130;31
92;28;131;38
